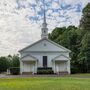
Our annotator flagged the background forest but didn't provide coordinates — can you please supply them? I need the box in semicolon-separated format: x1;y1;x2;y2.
49;3;90;73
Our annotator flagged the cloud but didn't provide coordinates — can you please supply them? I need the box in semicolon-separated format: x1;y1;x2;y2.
0;0;89;56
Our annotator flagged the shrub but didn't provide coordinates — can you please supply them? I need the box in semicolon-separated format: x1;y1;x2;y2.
37;67;52;70
37;67;54;74
71;67;79;74
10;67;20;75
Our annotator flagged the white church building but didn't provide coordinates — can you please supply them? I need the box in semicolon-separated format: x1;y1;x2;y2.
19;5;71;75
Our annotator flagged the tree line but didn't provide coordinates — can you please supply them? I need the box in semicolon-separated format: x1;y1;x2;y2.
49;3;90;73
0;54;20;73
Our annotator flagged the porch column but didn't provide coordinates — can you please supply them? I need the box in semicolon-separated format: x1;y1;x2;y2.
67;60;70;74
35;60;38;74
20;61;23;74
33;61;36;74
53;60;56;73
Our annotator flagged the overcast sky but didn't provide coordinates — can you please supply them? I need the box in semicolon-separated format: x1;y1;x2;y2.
0;0;90;56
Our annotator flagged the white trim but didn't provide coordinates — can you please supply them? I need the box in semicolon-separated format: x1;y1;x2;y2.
19;38;71;53
21;54;37;59
22;51;70;53
21;54;38;61
52;54;71;61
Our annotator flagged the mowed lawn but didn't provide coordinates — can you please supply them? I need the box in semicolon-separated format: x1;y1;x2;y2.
0;77;90;90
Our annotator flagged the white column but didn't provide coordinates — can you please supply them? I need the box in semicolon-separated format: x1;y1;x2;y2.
35;61;38;74
53;61;56;73
67;60;71;74
20;61;23;74
33;62;35;74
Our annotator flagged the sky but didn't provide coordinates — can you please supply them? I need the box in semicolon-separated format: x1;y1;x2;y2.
0;0;90;56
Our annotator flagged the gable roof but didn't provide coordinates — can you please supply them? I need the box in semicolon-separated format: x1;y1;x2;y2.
52;54;71;61
19;38;71;53
21;54;37;61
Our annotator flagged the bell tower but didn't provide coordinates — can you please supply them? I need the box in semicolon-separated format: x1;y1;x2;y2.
41;0;48;39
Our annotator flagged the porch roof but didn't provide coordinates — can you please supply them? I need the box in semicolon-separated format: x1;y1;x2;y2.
21;54;37;61
52;54;71;61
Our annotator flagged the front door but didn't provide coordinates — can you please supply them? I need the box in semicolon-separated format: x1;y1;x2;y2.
43;56;47;67
55;62;67;73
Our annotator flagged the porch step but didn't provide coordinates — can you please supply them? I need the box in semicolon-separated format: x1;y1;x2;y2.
57;71;69;75
22;72;33;75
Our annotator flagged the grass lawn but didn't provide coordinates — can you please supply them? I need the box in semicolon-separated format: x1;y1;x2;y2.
0;77;90;90
69;73;90;76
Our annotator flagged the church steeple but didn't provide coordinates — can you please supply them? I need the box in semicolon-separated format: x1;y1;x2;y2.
41;0;48;39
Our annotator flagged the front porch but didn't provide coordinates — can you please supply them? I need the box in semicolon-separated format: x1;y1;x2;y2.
52;54;71;74
20;54;70;75
53;61;69;75
21;60;70;75
21;61;37;75
20;55;38;75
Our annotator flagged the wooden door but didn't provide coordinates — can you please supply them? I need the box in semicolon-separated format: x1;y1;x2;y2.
43;56;47;67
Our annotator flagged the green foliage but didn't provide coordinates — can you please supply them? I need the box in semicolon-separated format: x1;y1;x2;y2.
10;67;20;75
80;3;90;31
37;69;54;74
49;3;90;73
0;54;20;73
12;54;20;67
0;77;90;90
49;26;89;73
80;3;90;72
37;67;54;74
49;26;84;73
0;57;10;73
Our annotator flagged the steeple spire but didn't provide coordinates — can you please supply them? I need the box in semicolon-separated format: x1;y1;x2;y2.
41;0;48;39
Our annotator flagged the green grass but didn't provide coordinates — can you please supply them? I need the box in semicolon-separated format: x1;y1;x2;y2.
0;77;90;90
66;73;90;77
72;73;90;76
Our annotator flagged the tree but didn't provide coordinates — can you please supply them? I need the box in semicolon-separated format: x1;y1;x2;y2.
0;57;10;73
7;55;13;67
0;54;20;73
49;3;90;73
79;3;90;72
49;26;84;73
80;3;90;31
12;54;20;67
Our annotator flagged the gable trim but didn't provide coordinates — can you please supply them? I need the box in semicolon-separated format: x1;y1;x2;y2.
21;54;37;61
52;54;71;61
23;51;70;53
19;38;71;53
46;39;71;52
19;38;45;52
